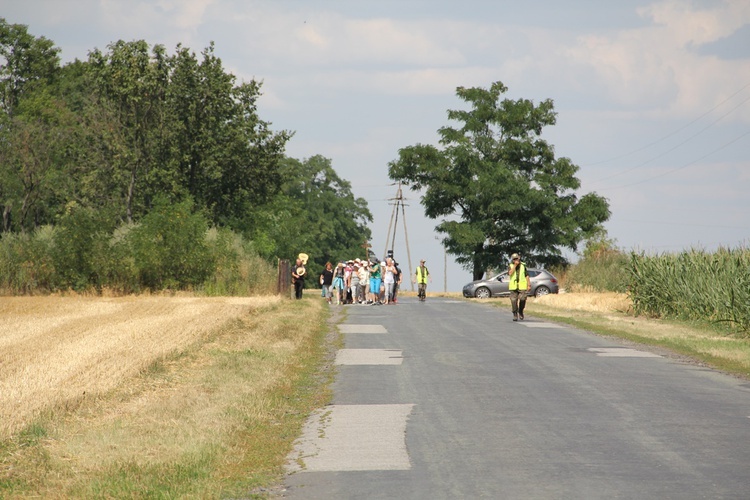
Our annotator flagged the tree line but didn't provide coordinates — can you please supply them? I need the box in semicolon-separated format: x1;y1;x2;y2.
0;19;371;292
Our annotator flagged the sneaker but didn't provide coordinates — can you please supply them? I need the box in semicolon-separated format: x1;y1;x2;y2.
519;314;524;320
513;313;518;322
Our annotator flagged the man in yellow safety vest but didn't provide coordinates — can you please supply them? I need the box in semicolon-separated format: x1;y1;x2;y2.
414;259;431;302
508;253;530;321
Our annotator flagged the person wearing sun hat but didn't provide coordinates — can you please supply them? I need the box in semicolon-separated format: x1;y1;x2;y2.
508;253;530;321
332;262;346;305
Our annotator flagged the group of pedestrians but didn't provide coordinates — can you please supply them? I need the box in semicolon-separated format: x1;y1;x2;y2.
296;248;532;322
317;257;430;305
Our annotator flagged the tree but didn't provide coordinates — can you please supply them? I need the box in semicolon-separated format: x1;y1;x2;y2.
0;18;60;117
163;43;290;228
252;155;373;271
87;40;169;222
0;88;79;232
0;19;63;231
388;81;610;280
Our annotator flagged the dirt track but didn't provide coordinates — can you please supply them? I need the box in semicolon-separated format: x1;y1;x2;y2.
0;295;278;438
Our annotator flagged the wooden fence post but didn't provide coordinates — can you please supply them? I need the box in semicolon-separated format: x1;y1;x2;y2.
277;259;291;297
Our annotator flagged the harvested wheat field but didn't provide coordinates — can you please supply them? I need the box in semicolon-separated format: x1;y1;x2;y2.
1;294;332;497
533;292;632;314
0;295;279;439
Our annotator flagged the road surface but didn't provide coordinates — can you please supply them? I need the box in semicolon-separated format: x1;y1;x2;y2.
285;297;750;499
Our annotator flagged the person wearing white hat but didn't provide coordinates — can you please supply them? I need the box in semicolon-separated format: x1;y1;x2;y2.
292;257;306;299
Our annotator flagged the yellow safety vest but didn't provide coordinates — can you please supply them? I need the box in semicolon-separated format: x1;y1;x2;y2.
509;263;528;291
416;266;429;284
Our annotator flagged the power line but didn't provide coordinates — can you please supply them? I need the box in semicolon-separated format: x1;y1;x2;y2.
599;128;750;191
592;94;750;183
584;81;750;167
617;219;750;231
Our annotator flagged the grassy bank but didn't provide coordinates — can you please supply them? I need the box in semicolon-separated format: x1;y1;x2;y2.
0;296;335;498
521;293;750;378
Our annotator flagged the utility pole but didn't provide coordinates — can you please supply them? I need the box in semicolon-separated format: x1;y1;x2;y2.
435;235;448;293
444;244;447;293
383;182;414;292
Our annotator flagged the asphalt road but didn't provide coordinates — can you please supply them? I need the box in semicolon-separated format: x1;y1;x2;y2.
285;297;750;499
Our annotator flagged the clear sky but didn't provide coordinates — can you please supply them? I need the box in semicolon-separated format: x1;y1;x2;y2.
3;0;749;291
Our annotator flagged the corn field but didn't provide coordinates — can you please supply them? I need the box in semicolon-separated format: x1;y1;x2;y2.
628;248;750;333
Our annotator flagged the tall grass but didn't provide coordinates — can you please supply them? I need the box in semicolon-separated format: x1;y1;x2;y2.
628;247;750;333
200;228;277;296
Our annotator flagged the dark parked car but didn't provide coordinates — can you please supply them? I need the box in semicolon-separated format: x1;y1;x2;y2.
462;268;559;299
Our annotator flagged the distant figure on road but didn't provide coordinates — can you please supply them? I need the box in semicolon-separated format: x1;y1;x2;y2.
414;259;431;302
508;253;530;320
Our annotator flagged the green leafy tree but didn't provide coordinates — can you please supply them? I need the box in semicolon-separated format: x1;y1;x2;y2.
388;81;610;280
163;43;290;228
0;89;78;232
254;155;372;271
0;19;63;231
87;40;170;222
0;18;60;117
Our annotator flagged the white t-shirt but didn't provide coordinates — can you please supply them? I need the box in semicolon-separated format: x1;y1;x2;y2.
384;266;395;284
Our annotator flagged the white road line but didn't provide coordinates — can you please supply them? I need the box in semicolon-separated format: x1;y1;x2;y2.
339;324;388;334
518;322;564;328
335;349;404;365
288;404;415;472
588;347;662;358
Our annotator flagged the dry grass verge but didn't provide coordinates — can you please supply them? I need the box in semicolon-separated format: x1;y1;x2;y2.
521;293;750;378
0;295;335;498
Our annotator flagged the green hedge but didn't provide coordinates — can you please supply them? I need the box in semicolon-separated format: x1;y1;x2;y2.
0;200;275;295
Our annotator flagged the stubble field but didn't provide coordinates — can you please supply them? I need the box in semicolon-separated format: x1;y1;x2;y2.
1;295;277;438
0;294;332;498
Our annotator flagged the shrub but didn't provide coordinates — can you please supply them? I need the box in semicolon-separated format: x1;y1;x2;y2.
128;197;213;290
51;204;116;290
93;223;139;294
0;226;57;293
565;235;628;293
0;198;276;295
201;227;276;296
